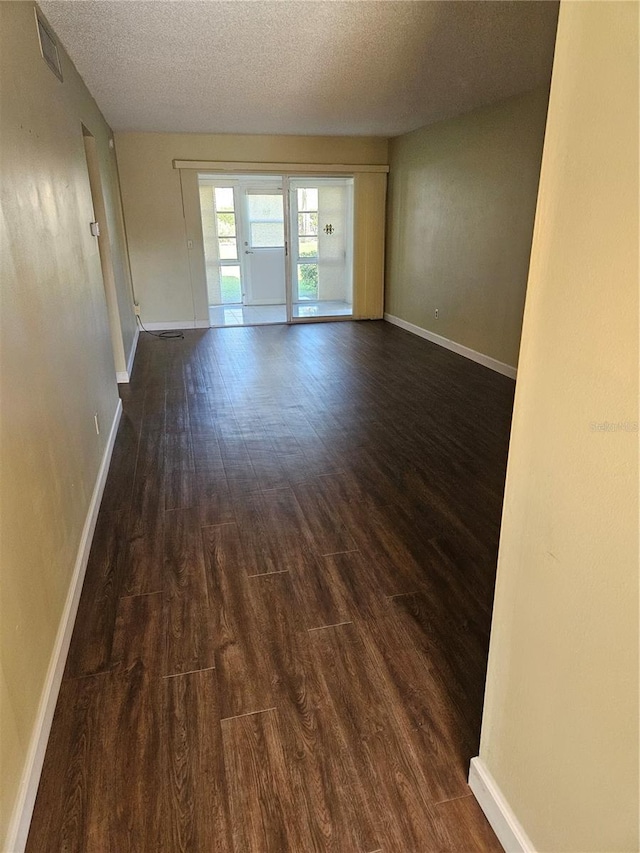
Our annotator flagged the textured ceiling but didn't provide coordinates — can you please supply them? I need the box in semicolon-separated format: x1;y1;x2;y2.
39;0;558;137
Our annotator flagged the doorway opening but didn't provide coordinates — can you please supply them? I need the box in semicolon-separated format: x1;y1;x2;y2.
198;174;354;327
82;125;127;379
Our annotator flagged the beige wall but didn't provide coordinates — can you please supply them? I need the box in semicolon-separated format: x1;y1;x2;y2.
385;86;550;368
115;132;388;324
353;171;387;319
479;2;639;851
0;3;134;845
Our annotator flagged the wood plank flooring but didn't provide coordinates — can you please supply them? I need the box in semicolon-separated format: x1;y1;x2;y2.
27;320;514;852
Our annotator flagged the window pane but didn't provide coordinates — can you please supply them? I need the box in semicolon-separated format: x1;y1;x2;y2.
216;212;236;237
298;212;318;236
251;222;284;247
297;263;318;300
247;194;283;222
218;237;237;259
220;265;241;304
214;187;235;212
298;237;317;257
297;188;318;211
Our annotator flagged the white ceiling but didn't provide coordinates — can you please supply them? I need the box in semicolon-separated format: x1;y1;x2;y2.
39;0;558;138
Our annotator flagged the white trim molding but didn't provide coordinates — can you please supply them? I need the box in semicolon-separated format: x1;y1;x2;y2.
384;313;517;380
115;325;139;383
126;324;139;375
141;319;209;331
469;757;535;853
173;159;389;174
6;399;123;853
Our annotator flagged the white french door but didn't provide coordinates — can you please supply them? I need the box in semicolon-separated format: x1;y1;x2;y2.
197;173;353;326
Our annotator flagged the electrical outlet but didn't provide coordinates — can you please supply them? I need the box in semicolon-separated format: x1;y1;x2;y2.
134;303;141;316
435;308;439;319
94;413;100;435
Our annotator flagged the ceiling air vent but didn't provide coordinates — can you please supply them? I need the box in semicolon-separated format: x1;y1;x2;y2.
35;10;63;81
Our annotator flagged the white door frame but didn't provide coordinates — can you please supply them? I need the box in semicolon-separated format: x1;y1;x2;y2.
282;175;293;324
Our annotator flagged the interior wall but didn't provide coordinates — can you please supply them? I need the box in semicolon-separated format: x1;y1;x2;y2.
385;86;551;369
478;2;639;850
0;2;135;845
114;132;388;325
353;171;387;320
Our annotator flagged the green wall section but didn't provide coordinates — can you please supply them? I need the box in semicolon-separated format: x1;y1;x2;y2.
385;87;550;369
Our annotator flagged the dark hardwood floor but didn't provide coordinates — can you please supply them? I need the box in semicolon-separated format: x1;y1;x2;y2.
27;320;514;852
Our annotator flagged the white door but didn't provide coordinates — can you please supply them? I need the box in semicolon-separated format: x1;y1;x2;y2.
242;188;286;306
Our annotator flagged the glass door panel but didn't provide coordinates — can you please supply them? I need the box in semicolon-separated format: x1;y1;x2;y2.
288;178;354;319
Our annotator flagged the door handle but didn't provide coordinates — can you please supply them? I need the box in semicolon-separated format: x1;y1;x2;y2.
245;250;254;254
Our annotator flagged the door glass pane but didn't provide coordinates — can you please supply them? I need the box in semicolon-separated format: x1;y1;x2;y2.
297;263;318;300
247;193;284;247
251;222;284;248
247;194;282;221
298;212;318;236
298;237;317;257
220;265;241;304
218;237;237;259
297;188;318;211
216;212;236;237
214;187;234;211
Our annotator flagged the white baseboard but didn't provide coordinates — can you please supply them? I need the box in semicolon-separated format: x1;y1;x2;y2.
383;313;517;380
141;319;209;331
469;757;535;852
5;399;123;853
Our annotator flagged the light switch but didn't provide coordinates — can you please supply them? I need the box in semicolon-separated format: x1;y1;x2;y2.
90;221;100;237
